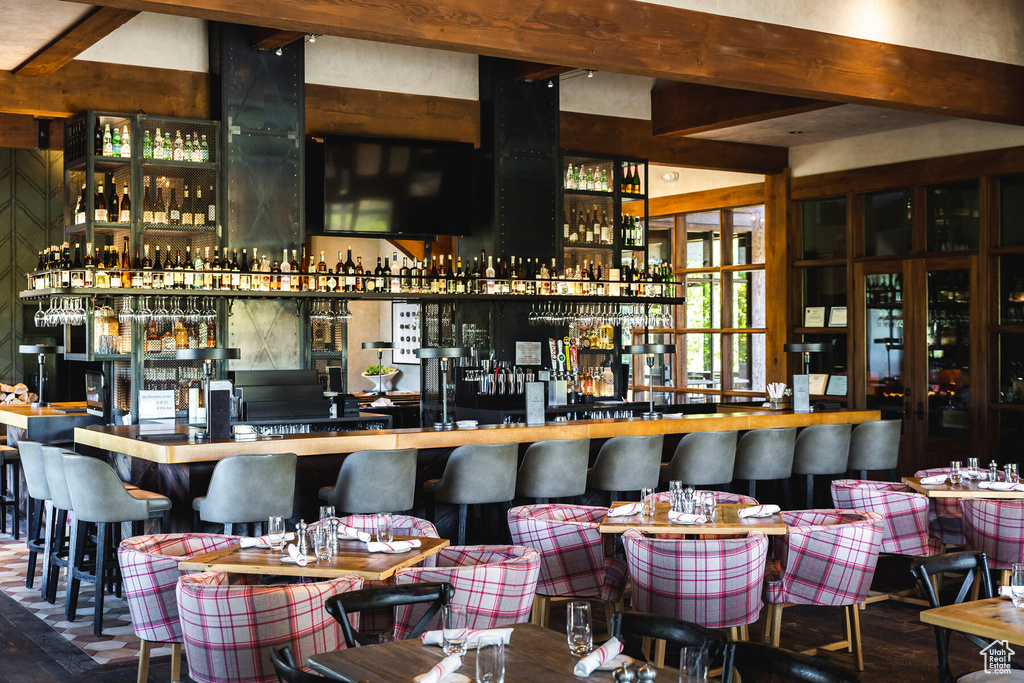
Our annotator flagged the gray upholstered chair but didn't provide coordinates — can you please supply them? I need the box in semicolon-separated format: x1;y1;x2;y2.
733;428;796;507
192;452;297;535
847;419;901;481
62;452;172;636
792;424;852;508
319;448;418;513
423;443;518;545
516;438;590;503
660;431;738;487
0;443;20;539
17;440;49;594
587;434;665;503
40;445;76;605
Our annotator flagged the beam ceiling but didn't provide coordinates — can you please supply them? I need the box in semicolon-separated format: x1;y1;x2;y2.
14;7;138;78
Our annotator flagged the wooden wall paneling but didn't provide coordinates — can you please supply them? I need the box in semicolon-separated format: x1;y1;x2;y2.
764;170;791;387
640;183;766;218
720;209;734;393
0;115;43;150
978;176;995;454
845;193;857;404
13;7;139;78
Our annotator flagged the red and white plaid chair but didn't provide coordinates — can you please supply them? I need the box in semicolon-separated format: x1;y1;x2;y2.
645;490;759;506
392;545;540;639
507;504;628;627
764;509;883;671
177;570;363;683
961;499;1024;585
915;467;964;546
118;533;238;683
831;480;938;557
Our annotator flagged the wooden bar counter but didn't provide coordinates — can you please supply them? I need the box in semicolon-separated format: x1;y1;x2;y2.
0;401;100;445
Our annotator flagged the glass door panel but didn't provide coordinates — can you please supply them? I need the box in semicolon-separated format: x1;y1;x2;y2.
864;272;905;419
926;269;971;439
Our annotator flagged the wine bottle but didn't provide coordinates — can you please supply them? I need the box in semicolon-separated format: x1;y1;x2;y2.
343;249;356;292
152;246;163;289
207;185;216;225
168;188;180;225
193;186;204;226
106;178;119;223
119;183;131;223
102;124;113;156
120;125;131;158
154;187;167;225
142;180;153;223
239;249;250;291
95;181;107;222
94;117;103;156
181;184;192;226
75;184;86;225
143;129;153;159
154;128;164;160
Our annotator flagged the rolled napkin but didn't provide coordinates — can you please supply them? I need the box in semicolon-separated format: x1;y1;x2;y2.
979;481;1024;491
606;503;644;517
337;524;372;543
282;543;308;566
421;627;514;647
738;504;781;519
918;475;948;485
414;654;463;683
668;511;707;524
573;637;623;677
366;539;422;553
239;532;295;549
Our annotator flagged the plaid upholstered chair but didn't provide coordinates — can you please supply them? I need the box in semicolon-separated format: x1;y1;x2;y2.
392;545;540;639
961;499;1024;587
763;509;883;672
645;490;759;506
118;533;240;683
914;467;964;547
177;570;363;683
621;528;769;667
507;504;628;628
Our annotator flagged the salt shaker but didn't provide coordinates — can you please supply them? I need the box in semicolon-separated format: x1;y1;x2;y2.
296;519;309;556
990;460;1000;482
329;518;340;554
612;665;637;683
636;664;658;681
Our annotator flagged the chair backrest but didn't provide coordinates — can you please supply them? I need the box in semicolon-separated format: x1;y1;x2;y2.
392;545;540;639
17;440;49;500
335;514;439;538
663;431;738;486
117;533;239;643
327;448;418;513
516;438;589;499
609;612;733;682
847;419;901;471
588;434;665;491
40;445;75;511
270;646;330;683
733;427;796;480
647;490;758;506
198;453;297;524
772;510;883;607
961;499;1024;570
62;453;150;523
621;529;768;629
177;570;362;683
324;582;454;647
792;423;852;475
434;443;518;505
830;479;932;557
732;642;861;683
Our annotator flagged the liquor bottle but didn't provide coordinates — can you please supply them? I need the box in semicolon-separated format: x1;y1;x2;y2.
154;128;164;160
351;256;363;292
83;242;94;268
200;134;209;162
143;129;153;159
287;249;298;291
343;249;356;292
193;186;204;226
119;183;131;223
154;187;167;224
75;184;86;225
428;256;439;293
94;180;108;222
592;206;601;244
120;125;131;158
182;246;194;289
192;246;205;290
207;185;216;225
181;184;192;225
437;255;449;294
94;117;103;156
142;181;153;223
374;252;386;292
399;256;411;292
565;164;573;189
152;245;163;288
172;249;184;289
173;130;184;161
111;126;121;157
120;238;131;288
102;124;113;156
238;249;250;291
563;209;571;243
106;178;119;223
168;188;180;225
576;210;587;244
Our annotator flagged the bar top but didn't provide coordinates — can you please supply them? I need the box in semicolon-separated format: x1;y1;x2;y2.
74;408;881;465
0;402;92;430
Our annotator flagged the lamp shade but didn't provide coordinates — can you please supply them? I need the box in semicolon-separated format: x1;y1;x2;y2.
19;345;63;355
623;344;676;355
362;341;394;350
415;347;470;359
174;347;241;361
783;343;830;354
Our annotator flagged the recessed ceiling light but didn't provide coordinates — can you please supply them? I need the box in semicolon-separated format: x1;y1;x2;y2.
661;171;680;182
788;130;803;135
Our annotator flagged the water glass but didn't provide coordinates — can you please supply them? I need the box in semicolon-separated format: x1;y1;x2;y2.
1012;564;1024;609
319;505;336;522
679;646;709;683
268;516;285;552
640;487;655;517
967;457;980;480
376;513;394;543
475;635;505;683
441;605;469;657
949;461;963;486
312;526;332;561
566;601;593;657
1012;464;1020;484
702;492;717;520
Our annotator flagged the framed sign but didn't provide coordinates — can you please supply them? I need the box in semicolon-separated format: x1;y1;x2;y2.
826;375;848;396
515;341;543;365
804;306;826;328
808;374;829;396
829;307;848;327
138;390;176;419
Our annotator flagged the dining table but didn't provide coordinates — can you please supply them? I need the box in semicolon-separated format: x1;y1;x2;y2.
307;621;669;682
902;477;1024;499
920;596;1024;648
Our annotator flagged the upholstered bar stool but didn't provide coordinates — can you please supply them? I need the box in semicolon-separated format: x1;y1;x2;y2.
515;438;590;503
192;452;297;535
17;440;49;594
660;431;738;488
62;453;172;636
40;445;76;605
587;434;665;504
319;448;418;514
732;427;796;508
847;419;901;481
0;443;21;539
423;442;518;545
792;423;852;508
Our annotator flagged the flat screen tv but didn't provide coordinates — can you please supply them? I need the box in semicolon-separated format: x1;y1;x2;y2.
307;134;474;238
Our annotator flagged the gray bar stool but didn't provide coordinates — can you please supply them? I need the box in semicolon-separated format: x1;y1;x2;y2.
587;434;665;504
193;453;297;535
17;440;49;594
792;424;852;508
319;448;418;513
62;453;172;636
0;443;20;539
40;445;76;605
660;431;738;487
423;443;518;545
847;419;901;481
733;428;796;508
516;438;590;503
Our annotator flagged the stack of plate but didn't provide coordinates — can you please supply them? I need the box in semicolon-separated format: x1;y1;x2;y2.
455;420;479;429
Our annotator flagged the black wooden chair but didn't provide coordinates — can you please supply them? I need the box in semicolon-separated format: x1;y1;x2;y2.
731;641;860;682
271;646;331;683
324;582;455;648
609;611;733;680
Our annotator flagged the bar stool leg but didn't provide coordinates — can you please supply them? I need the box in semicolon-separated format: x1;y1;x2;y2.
66;520;87;621
0;459;7;535
12;463;20;540
93;522;108;636
170;641;183;683
805;474;814;509
780;479;792;510
457;504;467;546
45;508;65;604
136;639;151;683
26;498;41;588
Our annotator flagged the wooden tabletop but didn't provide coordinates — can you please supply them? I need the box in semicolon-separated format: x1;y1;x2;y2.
598;502;787;536
177;537;449;581
920;597;1024;647
308;621;667;682
0;402;91;429
902;477;1024;499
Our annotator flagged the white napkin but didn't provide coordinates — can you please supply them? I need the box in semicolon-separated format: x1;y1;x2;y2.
370;397;394;407
366;539;422;553
414;654;463;683
606;503;644;517
239;532;295;549
668;511;707;524
281;543;308;566
421;627;514;646
337;524;372;543
979;481;1024;491
573;637;623;676
738;504;781;519
919;475;948;485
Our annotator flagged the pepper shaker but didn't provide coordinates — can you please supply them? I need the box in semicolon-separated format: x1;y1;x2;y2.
296;519;309;556
636;664;658;681
329;518;340;554
613;665;637;683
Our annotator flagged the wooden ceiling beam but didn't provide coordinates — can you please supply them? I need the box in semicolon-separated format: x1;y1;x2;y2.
516;62;574;82
652;82;839;137
68;0;1024;125
251;28;306;51
13;7;138;78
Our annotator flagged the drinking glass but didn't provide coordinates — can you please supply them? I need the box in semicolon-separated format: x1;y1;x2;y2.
268;516;285;552
376;513;394;543
319;505;336;522
441;605;469;657
312;527;331;561
967;457;980;480
475;635;505;683
1012;464;1020;485
1012;564;1024;609
640;487;655;517
949;461;963;486
679;646;709;683
566;601;592;657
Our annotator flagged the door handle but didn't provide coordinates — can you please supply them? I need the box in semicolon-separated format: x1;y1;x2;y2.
916;402;925;419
